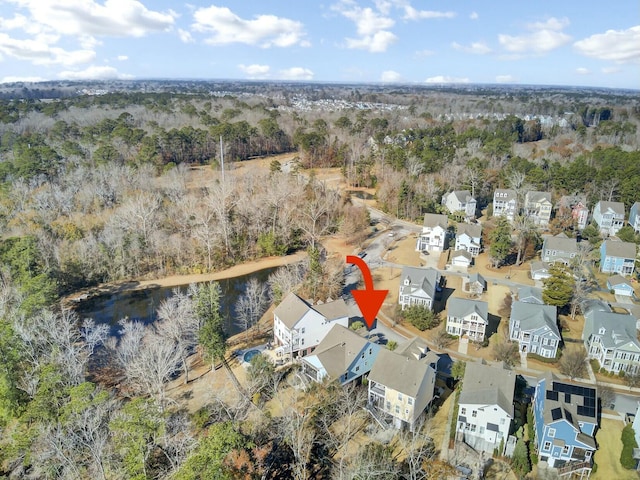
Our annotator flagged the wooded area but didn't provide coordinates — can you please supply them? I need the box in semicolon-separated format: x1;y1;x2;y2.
0;80;638;478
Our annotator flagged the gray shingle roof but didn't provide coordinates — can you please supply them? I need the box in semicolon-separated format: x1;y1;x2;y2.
511;301;559;337
526;191;552;204
273;293;351;329
307;324;373;379
447;297;488;321
422;213;449;229
457;222;482;238
607;274;633;288
517;286;544;304
369;348;435;398
583;310;640;350
543;234;578;254
603;239;636;259
451;190;474;203
459;361;516;417
494;189;517;201
399;266;439;299
468;273;486;287
597;200;625;215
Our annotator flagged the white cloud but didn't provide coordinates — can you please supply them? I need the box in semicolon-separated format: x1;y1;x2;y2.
277;67;313;80
8;0;176;38
496;75;516;83
498;17;571;55
402;6;456;21
574;26;640;64
192;6;309;48
452;41;491;55
1;75;46;83
602;66;621;74
575;67;590;75
117;55;128;61
58;65;133;80
425;75;470;84
470;12;478;20
178;28;194;43
0;33;95;65
332;1;397;52
381;70;401;82
238;63;270;78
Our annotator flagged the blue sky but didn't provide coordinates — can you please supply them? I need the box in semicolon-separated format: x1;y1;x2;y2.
0;0;638;89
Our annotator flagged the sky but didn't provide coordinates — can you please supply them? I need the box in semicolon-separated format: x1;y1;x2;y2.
0;0;638;89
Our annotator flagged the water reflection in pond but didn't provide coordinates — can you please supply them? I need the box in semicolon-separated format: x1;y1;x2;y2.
74;267;276;337
347;190;375;200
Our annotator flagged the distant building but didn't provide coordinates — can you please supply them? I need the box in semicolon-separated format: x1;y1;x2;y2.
442;190;477;219
455;223;482;257
525;191;553;226
600;239;636;276
592;200;625;236
446;298;489;342
398;266;440;310
493;189;518;222
509;301;560;358
558;195;589;231
416;213;449;252
541;233;578;265
629;202;640;234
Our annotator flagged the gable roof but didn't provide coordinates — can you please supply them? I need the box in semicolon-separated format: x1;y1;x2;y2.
603;239;636;259
459;361;515;417
530;261;550;276
468;272;486;287
607;274;633;289
451;250;472;261
517;286;544;304
422;213;448;229
306;324;373;379
273;293;350;329
526;191;552;204
543;234;578;254
511;301;559;337
448;297;488;321
596;200;625;215
494;189;517;201
394;336;430;360
369;348;435;398
584;310;640;351
457;222;482;238
449;190;474;203
400;266;439;299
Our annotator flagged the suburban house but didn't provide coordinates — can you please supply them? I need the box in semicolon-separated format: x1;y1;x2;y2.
629;202;640;233
398;266;440;311
541;233;578;265
525;191;553;226
301;324;382;385
465;273;486;296
558;195;589;231
592;200;625;236
451;250;473;268
530;261;552;281
518;286;544;305
442;190;477;219
446;298;489;342
493;189;518;222
273;293;351;358
416;213;450;252
367;343;437;431
455;223;482;257
583;302;640;374
456;361;516;453
509;301;561;358
533;373;597;474
606;274;635;297
599;239;636;276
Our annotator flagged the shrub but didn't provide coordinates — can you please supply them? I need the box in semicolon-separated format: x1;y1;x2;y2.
386;340;398;351
621;424;638;469
401;305;440;331
350;320;365;331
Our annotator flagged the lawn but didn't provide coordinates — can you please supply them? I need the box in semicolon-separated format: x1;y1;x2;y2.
591;418;640;480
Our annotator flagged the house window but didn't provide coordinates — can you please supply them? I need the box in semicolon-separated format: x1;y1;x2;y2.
533;335;539;343
356;366;360;372
301;338;305;345
461;408;467;415
398;393;403;401
408;398;413;406
386;401;391;411
405;409;409;414
301;328;305;334
470;424;477;433
500;418;506;425
562;445;570;455
395;405;400;414
548;428;556;438
472;410;477;418
361;353;365;359
543;441;552;452
479;426;485;434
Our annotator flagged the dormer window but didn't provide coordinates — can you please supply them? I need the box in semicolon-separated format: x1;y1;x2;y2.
599;327;606;335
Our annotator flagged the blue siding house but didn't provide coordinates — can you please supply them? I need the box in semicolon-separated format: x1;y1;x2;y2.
533;373;597;475
600;239;636;276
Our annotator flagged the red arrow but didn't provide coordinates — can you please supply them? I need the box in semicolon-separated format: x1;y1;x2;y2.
347;255;388;330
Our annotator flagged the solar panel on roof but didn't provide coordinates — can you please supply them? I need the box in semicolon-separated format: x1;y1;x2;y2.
565;393;571;403
546;390;559;401
584;397;595;407
551;408;562;420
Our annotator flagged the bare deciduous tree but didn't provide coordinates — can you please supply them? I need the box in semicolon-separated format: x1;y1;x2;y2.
235;277;268;341
559;348;588;380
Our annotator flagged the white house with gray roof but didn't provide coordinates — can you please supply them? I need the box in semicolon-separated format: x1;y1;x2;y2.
367;343;437;431
541;233;578;265
301;324;382;385
493;189;518;222
525;191;553;226
273;292;351;358
509;301;560;358
398;266;440;311
583;305;640;374
455;223;482;257
457;361;516;453
446;298;489;341
416;213;449;252
442;190;477;219
593;200;625;236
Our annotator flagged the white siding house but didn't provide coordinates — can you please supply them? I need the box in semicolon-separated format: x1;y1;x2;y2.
446;298;489;341
416;213;449;252
398;266;440;310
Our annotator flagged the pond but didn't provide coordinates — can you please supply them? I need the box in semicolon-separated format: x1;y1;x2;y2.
74;267;277;337
347;189;375;200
